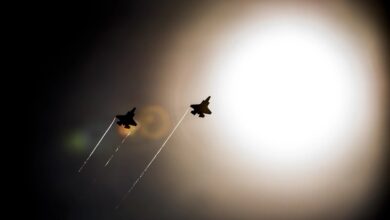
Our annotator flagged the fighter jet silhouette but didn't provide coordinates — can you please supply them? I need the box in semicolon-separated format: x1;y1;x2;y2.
190;96;212;118
116;108;137;129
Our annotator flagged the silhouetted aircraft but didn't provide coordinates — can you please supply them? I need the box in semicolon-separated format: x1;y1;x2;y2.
116;108;137;129
190;96;212;118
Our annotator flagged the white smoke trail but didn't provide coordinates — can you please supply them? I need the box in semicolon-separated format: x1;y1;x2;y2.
115;108;190;209
104;131;131;167
78;117;116;173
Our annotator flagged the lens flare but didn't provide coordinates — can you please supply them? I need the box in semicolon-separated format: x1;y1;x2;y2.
138;105;171;140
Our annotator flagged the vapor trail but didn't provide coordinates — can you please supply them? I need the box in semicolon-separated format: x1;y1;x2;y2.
104;131;131;167
78;117;116;173
116;108;190;209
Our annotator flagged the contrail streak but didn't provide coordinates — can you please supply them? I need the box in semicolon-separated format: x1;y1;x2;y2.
115;108;190;209
104;131;131;167
78;117;116;173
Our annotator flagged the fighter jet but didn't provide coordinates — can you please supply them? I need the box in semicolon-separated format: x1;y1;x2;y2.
190;96;212;118
116;108;137;129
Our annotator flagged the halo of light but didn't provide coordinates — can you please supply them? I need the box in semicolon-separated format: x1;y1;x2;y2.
138;105;171;140
207;10;378;174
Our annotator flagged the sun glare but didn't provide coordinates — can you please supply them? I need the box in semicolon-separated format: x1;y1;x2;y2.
208;11;376;173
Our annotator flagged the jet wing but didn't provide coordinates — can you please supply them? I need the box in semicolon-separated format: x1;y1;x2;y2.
204;108;212;114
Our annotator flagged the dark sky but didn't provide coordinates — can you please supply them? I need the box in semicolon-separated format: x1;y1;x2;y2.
22;0;389;219
28;1;212;219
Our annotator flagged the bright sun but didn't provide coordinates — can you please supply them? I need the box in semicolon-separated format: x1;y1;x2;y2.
163;3;384;218
208;12;374;173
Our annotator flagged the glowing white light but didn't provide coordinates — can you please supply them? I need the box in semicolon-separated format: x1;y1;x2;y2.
209;13;372;173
